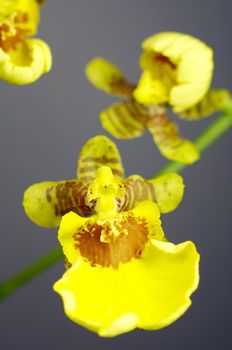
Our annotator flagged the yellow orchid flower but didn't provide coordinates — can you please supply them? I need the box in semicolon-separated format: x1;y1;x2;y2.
23;135;184;227
0;0;52;84
53;178;199;336
134;32;214;112
85;32;230;164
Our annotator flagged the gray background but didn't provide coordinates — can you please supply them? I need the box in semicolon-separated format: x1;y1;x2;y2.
1;0;231;349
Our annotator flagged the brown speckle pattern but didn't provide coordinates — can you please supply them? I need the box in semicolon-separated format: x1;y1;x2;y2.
73;215;149;269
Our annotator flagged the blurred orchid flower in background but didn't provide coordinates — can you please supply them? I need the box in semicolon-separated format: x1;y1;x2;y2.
0;0;52;84
86;32;230;164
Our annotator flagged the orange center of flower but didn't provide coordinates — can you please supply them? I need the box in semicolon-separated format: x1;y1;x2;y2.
73;215;149;269
0;12;29;52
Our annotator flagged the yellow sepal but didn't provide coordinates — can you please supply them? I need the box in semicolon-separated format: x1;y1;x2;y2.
178;89;231;120
23;180;92;228
77;135;125;181
149;173;184;213
85;57;135;97
100;101;145;139
85;57;123;93
147;112;200;164
121;172;184;214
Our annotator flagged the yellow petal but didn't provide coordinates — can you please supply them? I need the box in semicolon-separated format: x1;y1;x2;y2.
140;32;213;112
85;57;134;97
131;200;164;242
58;211;87;264
77;135;125;182
23;180;91;228
149;173;184;213
0;38;52;84
53;239;199;337
121;175;157;212
121;173;184;214
147;112;200;163
100;101;145;139
178;89;231;120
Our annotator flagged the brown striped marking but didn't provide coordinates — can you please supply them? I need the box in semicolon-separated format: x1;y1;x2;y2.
125;100;150;124
179;90;230;121
102;102;145;138
121;177;157;211
125;101;168;138
79;155;123;180
113;103;145;135
78;176;95;183
46;187;53;203
103;107;129;138
82;156;120;164
53;181;93;218
110;79;136;98
78;165;97;174
112;169;124;177
147;112;183;149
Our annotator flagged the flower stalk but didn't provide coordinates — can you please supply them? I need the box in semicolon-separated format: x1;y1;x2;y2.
0;246;63;301
0;103;232;303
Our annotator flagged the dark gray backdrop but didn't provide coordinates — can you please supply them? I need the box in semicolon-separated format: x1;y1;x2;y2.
1;0;231;349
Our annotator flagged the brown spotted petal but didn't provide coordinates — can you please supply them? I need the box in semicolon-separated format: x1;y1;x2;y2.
23;180;92;227
121;173;184;214
121;175;157;212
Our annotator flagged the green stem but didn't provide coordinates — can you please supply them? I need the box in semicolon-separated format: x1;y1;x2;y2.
0;247;63;301
1;107;232;302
